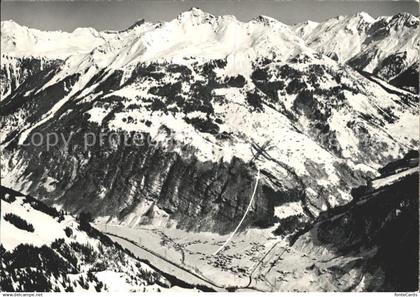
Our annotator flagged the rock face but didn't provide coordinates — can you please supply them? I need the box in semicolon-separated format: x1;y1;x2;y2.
0;55;62;98
389;62;419;94
0;9;418;235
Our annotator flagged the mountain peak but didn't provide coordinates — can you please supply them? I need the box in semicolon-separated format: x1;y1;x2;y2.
254;15;279;25
188;6;205;13
177;7;215;23
125;18;146;31
391;12;418;23
355;11;375;22
394;12;414;18
1;19;25;31
303;20;319;25
386;12;419;28
1;19;19;25
72;27;99;35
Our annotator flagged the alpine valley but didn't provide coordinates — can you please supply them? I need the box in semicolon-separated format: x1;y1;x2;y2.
0;8;418;292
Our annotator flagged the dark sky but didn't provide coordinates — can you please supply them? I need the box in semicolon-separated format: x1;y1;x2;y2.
1;0;418;32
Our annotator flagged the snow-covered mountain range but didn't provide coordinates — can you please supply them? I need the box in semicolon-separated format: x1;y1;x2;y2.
0;8;418;292
293;12;419;91
2;9;418;93
1;7;418;229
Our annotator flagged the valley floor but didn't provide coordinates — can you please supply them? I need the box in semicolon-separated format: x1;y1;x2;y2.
95;224;340;291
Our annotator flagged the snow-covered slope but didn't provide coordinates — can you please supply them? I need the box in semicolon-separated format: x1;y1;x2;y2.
293;20;319;40
0;186;197;292
0;20;114;97
293;12;419;82
294;12;375;62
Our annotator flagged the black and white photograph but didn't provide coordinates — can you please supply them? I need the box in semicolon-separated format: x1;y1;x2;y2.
0;0;419;294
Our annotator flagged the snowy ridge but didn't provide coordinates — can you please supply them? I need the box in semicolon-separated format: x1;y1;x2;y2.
1;20;113;60
294;12;375;61
3;9;418;72
2;8;307;70
69;8;309;76
3;9;417;78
